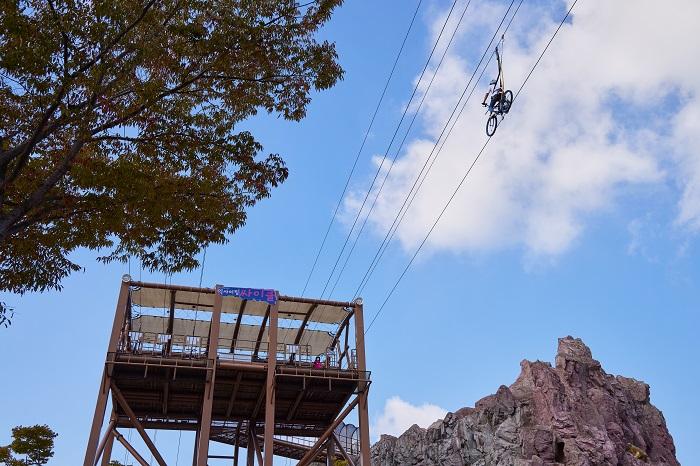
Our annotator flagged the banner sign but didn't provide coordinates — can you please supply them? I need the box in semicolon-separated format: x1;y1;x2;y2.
218;286;277;305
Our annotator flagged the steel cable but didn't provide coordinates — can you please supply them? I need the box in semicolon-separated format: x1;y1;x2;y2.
326;0;477;300
315;0;462;301
354;0;524;299
365;0;581;333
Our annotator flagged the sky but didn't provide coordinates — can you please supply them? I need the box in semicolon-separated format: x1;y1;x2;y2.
2;0;700;465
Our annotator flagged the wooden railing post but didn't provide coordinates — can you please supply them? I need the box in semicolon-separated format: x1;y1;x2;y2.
353;300;371;466
83;279;130;466
195;284;222;465
263;297;279;466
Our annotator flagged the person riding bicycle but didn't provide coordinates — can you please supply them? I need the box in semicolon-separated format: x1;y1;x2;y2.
482;79;503;113
481;39;512;136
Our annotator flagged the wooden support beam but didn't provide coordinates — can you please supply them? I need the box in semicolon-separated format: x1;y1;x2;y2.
343;324;349;354
166;290;176;355
264;299;278;466
249;425;264;466
99;431;114;466
329;310;354;349
286;388;306;422
246;423;255;466
252;305;270;359
176;300;213;308
163;369;170;415
83;281;129;466
196;284;223;466
332;433;357;466
353;302;371;466
167;290;176;332
192;427;200;466
233;421;242;466
293;303;318;344
231;300;248;352
339;327;350;368
251;387;265;420
113;429;150;466
225;372;244;418
125;294;133;351
111;384;167;466
296;397;359;466
94;419;116;466
326;438;335;466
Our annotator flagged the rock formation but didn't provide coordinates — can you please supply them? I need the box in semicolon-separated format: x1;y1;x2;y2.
371;336;678;466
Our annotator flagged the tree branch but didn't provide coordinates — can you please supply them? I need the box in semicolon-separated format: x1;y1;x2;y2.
0;0;157;172
70;0;158;79
0;138;85;241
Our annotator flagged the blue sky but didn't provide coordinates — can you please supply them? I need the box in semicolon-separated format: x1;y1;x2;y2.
2;1;699;465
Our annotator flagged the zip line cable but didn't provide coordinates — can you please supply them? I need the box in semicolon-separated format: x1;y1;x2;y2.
290;0;423;352
354;0;523;299
364;0;580;333
301;0;462;346
326;0;476;300
316;0;462;300
334;0;519;300
298;0;424;299
355;56;490;298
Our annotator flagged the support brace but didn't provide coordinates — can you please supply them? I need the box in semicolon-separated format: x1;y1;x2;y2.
93;419;116;466
332;433;357;466
113;429;150;466
111;384;167;466
297;397;359;466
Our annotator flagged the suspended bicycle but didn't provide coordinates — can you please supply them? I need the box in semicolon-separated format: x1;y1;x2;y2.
482;40;513;136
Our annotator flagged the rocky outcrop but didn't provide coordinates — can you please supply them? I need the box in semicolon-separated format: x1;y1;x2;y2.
371;337;678;466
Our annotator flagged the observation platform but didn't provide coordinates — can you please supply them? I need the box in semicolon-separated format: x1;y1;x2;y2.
84;278;371;466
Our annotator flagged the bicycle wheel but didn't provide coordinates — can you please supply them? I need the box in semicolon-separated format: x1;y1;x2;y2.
486;114;498;136
501;90;513;114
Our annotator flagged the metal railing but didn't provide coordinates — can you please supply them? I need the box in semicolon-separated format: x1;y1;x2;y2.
120;331;209;359
215;338;316;364
273;423;360;456
118;332;362;375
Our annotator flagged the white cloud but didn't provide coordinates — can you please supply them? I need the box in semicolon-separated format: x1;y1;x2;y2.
372;396;447;440
673;102;700;231
343;0;700;258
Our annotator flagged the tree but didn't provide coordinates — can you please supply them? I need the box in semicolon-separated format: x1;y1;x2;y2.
0;425;57;466
0;301;12;327
0;0;344;297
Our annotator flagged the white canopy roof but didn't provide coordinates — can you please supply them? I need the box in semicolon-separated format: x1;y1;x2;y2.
131;315;334;355
130;287;349;324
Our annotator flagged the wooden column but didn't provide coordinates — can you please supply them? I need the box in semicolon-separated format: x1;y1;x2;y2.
166;290;176;354
111;384;167;466
196;285;223;466
83;280;130;466
250;426;264;466
353;301;371;466
326;438;335;466
113;430;150;466
99;432;114;466
246;425;255;466
263;298;278;466
296;397;359;466
192;427;200;466
233;422;241;466
332;433;357;466
95;418;116;466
